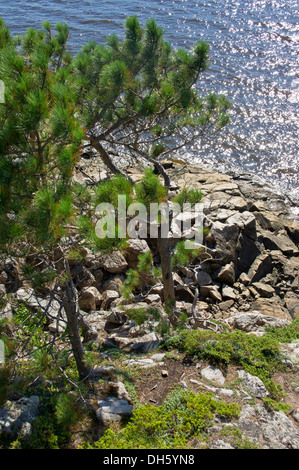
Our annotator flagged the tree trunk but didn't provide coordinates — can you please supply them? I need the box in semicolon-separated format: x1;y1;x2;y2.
157;233;175;307
53;246;90;382
62;279;90;381
89;137;134;184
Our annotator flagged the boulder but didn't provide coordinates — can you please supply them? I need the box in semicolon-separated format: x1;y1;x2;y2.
222;285;237;301
226;312;290;332
226;211;257;240
101;290;119;310
78;286;102;311
205;221;240;264
200;366;225;385
96;397;133;424
247;253;272;283
215;263;235;285
0;396;39;436
262;231;299;256
200;285;222;302
238;404;299;449
251;298;292;321
252;282;275;298
97;252;128;274
238;370;269;398
125;239;150;268
195;270;213;286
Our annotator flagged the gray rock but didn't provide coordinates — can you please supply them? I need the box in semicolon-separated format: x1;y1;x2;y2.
15;288;67;333
0;396;39;436
201;366;225;385
226;211;257;240
98;252;128;274
262;231;299;256
227;312;290;332
96;397;133;424
222;285;237;300
238;370;269;398
195;270;213;286
205;221;240;264
239;404;299;449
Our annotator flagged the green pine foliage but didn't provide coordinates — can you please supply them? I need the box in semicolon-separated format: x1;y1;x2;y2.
83;387;239;449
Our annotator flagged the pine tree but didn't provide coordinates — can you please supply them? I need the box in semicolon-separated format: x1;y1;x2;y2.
0;16;231;378
0;20;89;380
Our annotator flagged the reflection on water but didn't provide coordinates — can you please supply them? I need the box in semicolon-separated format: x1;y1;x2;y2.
0;0;298;202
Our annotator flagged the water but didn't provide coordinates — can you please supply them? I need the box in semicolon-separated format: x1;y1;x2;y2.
0;0;298;205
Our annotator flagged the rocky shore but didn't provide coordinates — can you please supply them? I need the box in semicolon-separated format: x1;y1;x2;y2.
1;155;298;449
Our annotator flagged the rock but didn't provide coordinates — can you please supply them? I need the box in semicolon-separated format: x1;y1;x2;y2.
96;397;133;424
0;302;13;320
247;253;272;283
227;311;290;332
238;272;251;286
145;294;162;304
161;370;168;378
262;231;299;256
78;286;102;311
98;252;128;274
291;409;299;423
284;221;299;244
284;293;299;319
222;285;237;300
200;366;225;385
0;396;39;436
251;298;292;321
71;265;95;289
252;281;275;298
101;290;119;310
125;239;150;268
218;299;235;311
238;370;269;398
205;221;240;264
151;353;165;362
107;381;132;403
200;285;222;302
279;342;299;365
124;358;157;368
226;211;257;240
0;271;8;283
105;311;129;332
195;270;213;286
15;288;67;333
102;275;125;294
238;404;299;449
236;233;261;274
175;285;195;302
215;263;235;285
254;211;284;233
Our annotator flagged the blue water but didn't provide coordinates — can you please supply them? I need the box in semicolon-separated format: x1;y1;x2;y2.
0;0;298;203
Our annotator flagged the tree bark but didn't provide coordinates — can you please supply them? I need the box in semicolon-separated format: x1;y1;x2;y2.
53;246;90;382
157;231;175;307
89;137;134;184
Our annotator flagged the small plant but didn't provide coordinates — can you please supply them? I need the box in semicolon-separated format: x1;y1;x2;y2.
171;240;203;271
83;387;239;449
121;251;161;298
173;187;203;207
135;168;168;208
